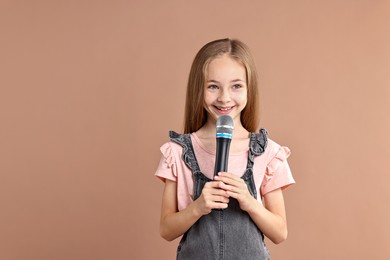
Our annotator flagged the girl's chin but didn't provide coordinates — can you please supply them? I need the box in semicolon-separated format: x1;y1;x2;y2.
210;113;238;122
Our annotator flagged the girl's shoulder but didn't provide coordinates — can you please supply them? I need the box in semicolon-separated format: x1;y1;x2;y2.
260;137;291;168
252;128;290;160
159;131;187;160
265;138;282;152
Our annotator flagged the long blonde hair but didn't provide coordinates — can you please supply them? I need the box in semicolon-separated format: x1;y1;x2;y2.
184;38;260;133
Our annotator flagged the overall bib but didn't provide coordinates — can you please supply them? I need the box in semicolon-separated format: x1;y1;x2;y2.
170;129;270;260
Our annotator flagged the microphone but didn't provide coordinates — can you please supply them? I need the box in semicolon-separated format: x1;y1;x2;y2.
213;115;234;177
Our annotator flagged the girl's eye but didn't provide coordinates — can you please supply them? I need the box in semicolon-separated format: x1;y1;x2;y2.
208;84;218;90
233;84;242;89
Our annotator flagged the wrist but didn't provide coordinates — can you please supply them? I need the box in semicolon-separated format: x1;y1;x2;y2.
244;196;261;214
190;198;204;219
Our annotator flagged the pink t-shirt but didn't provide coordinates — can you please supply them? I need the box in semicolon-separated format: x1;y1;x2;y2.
155;133;295;211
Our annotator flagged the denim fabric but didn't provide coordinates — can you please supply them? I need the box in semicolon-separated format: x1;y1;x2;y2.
170;129;270;260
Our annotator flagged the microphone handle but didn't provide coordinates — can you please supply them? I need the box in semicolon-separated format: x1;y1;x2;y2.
214;138;231;177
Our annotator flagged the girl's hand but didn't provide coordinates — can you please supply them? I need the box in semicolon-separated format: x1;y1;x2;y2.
194;181;230;216
214;172;256;212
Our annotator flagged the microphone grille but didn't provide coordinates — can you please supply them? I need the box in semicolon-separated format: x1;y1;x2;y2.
216;115;234;139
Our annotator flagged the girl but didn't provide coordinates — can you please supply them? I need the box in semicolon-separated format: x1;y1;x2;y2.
155;38;295;259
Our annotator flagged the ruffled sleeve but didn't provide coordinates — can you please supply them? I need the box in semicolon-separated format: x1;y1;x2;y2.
261;146;295;196
154;142;178;182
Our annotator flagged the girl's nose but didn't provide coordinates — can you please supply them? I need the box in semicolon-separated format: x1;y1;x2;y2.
217;89;231;103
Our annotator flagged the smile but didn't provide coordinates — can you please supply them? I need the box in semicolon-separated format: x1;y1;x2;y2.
215;106;234;111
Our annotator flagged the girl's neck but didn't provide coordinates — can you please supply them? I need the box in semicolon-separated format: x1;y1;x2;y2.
195;120;250;154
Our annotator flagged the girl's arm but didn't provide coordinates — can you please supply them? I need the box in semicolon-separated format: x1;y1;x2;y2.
247;188;288;244
160;179;229;241
215;172;288;244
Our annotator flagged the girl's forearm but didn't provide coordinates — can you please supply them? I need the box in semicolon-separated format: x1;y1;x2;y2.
246;197;288;244
160;201;202;241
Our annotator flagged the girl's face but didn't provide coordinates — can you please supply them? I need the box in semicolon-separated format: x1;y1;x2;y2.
203;54;247;127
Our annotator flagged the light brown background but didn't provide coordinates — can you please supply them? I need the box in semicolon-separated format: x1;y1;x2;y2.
1;1;389;259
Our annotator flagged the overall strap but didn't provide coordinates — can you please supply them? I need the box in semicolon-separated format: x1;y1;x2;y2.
248;128;268;166
242;128;268;199
169;131;212;200
169;131;202;175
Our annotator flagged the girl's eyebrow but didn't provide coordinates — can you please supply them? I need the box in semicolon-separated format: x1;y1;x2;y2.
206;79;246;83
206;79;219;83
231;79;246;83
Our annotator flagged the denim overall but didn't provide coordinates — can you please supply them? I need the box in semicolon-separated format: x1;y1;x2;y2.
170;129;270;260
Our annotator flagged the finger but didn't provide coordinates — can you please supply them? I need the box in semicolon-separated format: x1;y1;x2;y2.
218;181;240;194
203;182;230;197
211;202;229;210
205;181;230;191
216;172;242;182
215;174;244;188
203;197;229;209
211;195;230;203
204;180;226;189
225;190;236;198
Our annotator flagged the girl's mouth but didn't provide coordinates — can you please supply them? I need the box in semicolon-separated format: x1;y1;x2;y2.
215;106;233;112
